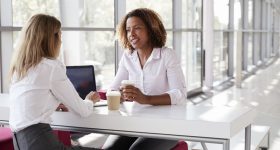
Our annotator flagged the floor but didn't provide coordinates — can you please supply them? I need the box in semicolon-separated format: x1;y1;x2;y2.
76;59;280;149
189;58;280;150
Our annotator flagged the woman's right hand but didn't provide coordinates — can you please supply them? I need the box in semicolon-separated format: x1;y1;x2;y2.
56;103;69;112
85;91;100;103
120;85;134;101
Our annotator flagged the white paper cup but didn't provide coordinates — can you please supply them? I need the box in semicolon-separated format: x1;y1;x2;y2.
121;80;135;86
106;91;121;110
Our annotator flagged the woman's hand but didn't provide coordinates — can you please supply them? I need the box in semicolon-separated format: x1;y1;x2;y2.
56;103;69;112
120;85;149;104
86;91;100;103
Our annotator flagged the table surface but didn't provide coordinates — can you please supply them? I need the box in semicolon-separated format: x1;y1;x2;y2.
0;93;256;140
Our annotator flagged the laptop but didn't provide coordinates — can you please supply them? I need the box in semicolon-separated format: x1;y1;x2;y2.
66;65;107;107
66;65;96;99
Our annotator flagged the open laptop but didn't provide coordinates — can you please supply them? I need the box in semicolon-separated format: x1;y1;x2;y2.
66;65;107;107
66;65;96;99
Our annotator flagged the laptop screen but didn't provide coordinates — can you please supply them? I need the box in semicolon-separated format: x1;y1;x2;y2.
66;65;96;99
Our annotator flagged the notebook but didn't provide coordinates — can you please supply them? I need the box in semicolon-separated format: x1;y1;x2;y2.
66;65;96;99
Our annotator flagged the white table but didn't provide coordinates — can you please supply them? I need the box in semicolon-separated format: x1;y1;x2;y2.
0;93;256;150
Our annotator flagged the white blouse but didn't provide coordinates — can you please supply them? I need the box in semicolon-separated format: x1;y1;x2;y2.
9;58;94;132
110;47;187;105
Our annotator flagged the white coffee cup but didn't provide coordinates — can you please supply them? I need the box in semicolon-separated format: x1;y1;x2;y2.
106;91;121;110
121;80;136;100
121;80;135;86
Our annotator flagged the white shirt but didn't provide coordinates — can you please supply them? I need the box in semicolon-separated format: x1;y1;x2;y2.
9;58;94;132
110;47;187;105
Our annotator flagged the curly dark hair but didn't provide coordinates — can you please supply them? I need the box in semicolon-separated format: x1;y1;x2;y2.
117;8;167;52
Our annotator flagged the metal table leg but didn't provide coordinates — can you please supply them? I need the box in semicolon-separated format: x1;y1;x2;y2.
245;124;251;150
223;139;230;150
201;142;208;150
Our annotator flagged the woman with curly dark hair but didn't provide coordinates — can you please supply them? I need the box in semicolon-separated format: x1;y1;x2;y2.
104;8;187;150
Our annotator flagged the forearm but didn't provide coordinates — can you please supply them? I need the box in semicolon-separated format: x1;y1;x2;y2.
145;93;171;105
122;86;172;105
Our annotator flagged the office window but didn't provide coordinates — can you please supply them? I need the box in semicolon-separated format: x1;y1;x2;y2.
213;32;229;84
11;0;115;90
60;0;114;27
7;0;203;93
234;0;242;30
181;0;203;92
213;0;230;84
247;32;253;70
13;0;114;28
125;0;173;48
12;0;59;46
214;0;229;30
81;0;114;27
181;32;202;90
12;0;59;26
126;0;172;28
234;0;242;76
273;13;279;54
253;0;262;65
248;0;253;29
182;0;202;29
247;0;254;70
126;0;203;93
61;31;115;90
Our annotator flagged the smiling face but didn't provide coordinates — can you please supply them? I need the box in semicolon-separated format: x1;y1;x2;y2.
126;17;151;51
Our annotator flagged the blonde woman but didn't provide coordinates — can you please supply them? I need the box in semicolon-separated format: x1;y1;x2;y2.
9;14;100;150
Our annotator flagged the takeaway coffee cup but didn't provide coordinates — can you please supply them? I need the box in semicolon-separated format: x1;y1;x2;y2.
121;80;135;87
121;80;135;100
106;91;121;110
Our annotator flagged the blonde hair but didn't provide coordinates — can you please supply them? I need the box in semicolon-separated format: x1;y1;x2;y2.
117;8;166;52
9;14;61;81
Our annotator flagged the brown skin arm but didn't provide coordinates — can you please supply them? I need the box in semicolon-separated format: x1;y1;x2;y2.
121;85;171;105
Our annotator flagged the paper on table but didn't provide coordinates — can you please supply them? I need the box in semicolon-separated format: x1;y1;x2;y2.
94;100;107;107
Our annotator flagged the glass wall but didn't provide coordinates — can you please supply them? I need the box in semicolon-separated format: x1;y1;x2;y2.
242;0;255;71
12;0;60;26
253;0;262;65
233;0;242;78
182;0;202;91
213;0;280;88
247;0;253;70
1;0;204;94
213;0;230;85
126;0;203;93
61;31;115;90
126;0;172;28
126;0;173;47
1;0;279;94
182;32;202;90
11;0;115;90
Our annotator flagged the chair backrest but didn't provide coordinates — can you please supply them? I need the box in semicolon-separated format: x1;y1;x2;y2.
0;127;15;150
53;130;71;146
171;140;188;150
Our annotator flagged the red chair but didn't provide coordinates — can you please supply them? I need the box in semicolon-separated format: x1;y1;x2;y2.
0;127;14;150
171;140;188;150
53;130;71;146
98;90;107;100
